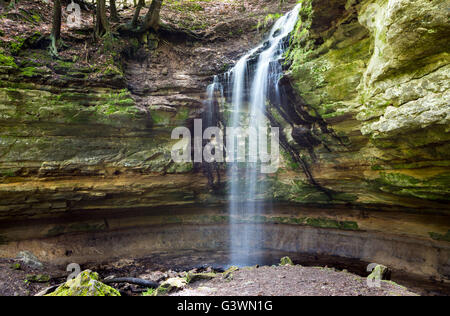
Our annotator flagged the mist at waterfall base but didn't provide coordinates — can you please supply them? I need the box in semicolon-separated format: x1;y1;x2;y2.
203;4;302;267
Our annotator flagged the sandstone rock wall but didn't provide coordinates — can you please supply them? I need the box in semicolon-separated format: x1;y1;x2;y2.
270;0;449;214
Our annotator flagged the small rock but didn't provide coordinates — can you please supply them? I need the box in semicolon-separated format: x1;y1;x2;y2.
17;251;43;270
186;272;217;284
156;277;187;295
280;256;294;266
368;264;390;281
139;271;166;282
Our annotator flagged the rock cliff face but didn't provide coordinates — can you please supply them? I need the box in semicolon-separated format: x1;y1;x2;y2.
262;0;449;278
0;0;448;281
0;0;278;222
272;0;449;208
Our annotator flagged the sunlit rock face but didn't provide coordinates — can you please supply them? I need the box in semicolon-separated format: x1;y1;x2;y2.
0;0;448;282
276;0;450;209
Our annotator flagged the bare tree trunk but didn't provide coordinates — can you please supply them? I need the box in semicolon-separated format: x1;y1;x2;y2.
95;0;110;37
110;0;119;22
143;0;162;32
131;0;145;28
50;0;62;56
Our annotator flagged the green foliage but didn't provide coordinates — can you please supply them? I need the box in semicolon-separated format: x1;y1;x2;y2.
0;169;16;177
164;0;211;13
372;171;450;201
10;263;21;270
305;218;359;230
0;49;17;68
9;36;26;55
142;288;156;296
31;14;41;23
20;66;39;77
379;172;421;187
186;272;217;284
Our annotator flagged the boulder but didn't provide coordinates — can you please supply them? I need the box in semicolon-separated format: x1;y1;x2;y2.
367;264;390;281
17;251;43;270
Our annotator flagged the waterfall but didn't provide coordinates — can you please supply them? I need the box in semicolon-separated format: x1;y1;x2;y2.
204;4;301;266
204;75;222;128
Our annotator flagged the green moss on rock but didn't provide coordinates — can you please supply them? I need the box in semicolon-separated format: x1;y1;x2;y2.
26;274;50;283
280;256;294;266
47;270;120;296
142;288;156;296
429;230;450;243
305;217;359;230
367;264;389;281
0;49;17;68
374;172;450;201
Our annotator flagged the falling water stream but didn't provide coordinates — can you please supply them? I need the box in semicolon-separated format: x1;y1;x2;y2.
205;4;302;266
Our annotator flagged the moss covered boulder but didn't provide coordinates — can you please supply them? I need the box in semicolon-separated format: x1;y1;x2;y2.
155;277;187;296
367;264;390;281
280;256;294;266
47;270;120;296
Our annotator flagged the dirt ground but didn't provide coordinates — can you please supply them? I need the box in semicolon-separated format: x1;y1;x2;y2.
0;259;66;296
172;265;417;296
0;0;298;70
